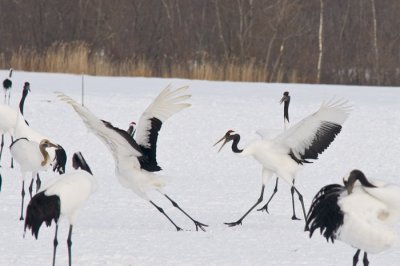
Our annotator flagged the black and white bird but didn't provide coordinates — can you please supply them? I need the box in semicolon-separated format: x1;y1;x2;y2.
10;111;66;220
214;98;351;227
24;152;96;266
3;68;13;105
257;91;292;215
306;169;400;266
57;85;208;231
0;81;30;167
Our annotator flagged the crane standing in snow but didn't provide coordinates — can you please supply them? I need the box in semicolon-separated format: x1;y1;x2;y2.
25;152;96;266
57;85;208;231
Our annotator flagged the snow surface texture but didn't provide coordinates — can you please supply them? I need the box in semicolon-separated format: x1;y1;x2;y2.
0;70;399;265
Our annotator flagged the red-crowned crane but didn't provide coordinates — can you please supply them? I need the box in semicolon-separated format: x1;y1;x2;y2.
306;169;400;266
24;152;96;266
126;121;136;138
3;68;13;105
214;98;351;228
57;85;208;231
10;111;66;220
0;81;30;168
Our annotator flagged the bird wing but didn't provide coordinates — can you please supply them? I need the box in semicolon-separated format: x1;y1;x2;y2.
134;85;191;171
272;99;351;162
306;184;346;242
57;92;143;173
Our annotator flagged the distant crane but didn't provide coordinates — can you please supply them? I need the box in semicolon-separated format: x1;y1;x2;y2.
214;99;351;227
3;68;13;105
24;152;96;266
57;85;208;231
126;121;136;137
306;169;400;266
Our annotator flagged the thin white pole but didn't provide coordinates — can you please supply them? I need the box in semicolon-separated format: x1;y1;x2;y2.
81;74;84;107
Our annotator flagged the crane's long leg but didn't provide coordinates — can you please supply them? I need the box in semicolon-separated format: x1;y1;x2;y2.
257;178;279;213
52;223;59;266
291;186;300;220
353;249;361;266
10;136;14;168
67;225;73;266
0;134;4;166
362;252;369;266
163;194;208;232
149;201;182;231
293;186;308;230
36;173;41;192
225;185;265;227
19;181;25;220
28;178;34;199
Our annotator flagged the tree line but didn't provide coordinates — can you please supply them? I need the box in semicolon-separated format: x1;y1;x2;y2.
0;0;399;85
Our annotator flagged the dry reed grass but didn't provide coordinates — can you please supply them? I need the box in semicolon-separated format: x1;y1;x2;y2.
0;42;301;83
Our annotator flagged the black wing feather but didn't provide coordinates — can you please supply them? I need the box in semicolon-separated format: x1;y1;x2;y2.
306;183;345;243
138;117;162;172
298;122;342;162
24;191;61;239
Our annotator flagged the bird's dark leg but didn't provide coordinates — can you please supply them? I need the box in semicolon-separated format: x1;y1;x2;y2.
293;186;308;230
257;178;279;213
19;181;25;220
52;223;59;266
225;185;265;227
149;201;183;231
36;173;41;192
67;225;73;266
10;136;14;168
353;249;361;266
28;178;34;199
163;194;208;232
290;185;300;220
0;134;4;166
362;252;369;266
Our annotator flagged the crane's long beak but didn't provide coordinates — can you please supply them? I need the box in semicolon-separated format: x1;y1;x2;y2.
213;135;229;153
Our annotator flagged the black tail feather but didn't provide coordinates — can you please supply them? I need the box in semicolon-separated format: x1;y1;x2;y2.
24;191;61;239
53;146;67;174
72;152;93;175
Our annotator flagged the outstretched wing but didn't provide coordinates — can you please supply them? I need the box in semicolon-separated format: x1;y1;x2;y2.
273;99;351;163
306;184;346;242
134;85;191;171
56;92;143;173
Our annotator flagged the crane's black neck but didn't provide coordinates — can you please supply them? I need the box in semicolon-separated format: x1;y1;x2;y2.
350;170;375;188
230;134;243;153
284;97;290;123
19;87;29;115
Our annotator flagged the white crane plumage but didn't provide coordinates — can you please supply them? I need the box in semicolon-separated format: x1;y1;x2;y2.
306;169;400;266
57;85;208;231
24;152;96;266
214;98;351;227
0;81;30;168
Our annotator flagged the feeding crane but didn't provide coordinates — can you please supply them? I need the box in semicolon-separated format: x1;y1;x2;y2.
3;68;13;105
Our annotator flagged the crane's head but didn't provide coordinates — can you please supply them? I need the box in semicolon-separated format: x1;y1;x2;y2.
343;169;376;194
127;121;136;137
213;130;235;152
280;91;290;104
23;82;30;92
40;139;59;149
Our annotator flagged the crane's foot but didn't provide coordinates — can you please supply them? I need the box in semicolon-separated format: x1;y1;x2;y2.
257;205;270;213
291;215;301;221
224;220;242;227
194;221;208;232
175;226;183;232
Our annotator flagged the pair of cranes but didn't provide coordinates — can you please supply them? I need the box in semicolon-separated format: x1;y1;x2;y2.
15;83;400;266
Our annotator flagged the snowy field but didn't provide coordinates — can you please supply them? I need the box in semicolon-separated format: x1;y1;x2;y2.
0;70;399;265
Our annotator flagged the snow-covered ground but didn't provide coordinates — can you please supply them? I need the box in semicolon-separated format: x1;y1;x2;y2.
0;70;399;265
